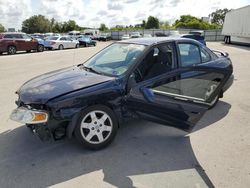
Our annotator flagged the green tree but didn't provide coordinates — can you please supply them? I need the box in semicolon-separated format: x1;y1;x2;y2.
141;20;146;28
160;21;170;29
173;15;219;30
61;20;79;32
145;16;160;29
50;18;56;32
0;24;5;32
52;22;62;33
22;15;51;33
209;8;231;25
99;23;108;31
110;25;125;31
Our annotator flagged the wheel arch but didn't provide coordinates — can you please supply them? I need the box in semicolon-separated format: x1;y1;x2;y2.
66;103;122;139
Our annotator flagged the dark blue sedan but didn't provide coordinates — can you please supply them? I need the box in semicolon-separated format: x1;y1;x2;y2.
78;36;96;47
10;37;233;149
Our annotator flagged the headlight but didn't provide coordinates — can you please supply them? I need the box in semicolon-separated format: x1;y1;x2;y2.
10;107;48;124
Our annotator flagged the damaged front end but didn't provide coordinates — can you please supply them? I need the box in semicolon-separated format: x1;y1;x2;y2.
10;101;69;141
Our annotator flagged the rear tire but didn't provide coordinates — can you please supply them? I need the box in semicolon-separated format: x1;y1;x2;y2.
26;50;31;53
75;44;79;48
58;44;64;50
8;46;16;55
74;105;118;150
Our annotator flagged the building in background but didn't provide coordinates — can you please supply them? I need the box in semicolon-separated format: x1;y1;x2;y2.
7;28;15;32
201;17;210;23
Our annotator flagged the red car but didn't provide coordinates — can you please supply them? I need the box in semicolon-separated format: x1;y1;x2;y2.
0;32;44;55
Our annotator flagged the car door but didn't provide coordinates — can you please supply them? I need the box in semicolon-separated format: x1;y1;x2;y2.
126;41;228;132
22;34;37;50
59;37;68;48
12;34;25;51
68;37;76;48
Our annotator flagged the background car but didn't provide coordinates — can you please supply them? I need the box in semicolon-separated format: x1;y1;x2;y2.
30;34;46;40
44;36;79;50
130;32;141;38
154;32;167;37
98;33;111;41
121;34;130;40
181;34;206;45
167;30;180;37
0;32;44;55
30;35;45;52
142;34;152;38
77;36;96;47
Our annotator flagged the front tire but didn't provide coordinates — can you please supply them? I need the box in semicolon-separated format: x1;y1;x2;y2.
58;44;64;50
37;44;44;52
74;105;118;150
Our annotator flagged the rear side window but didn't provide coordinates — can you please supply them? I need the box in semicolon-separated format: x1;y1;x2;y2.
12;34;23;39
3;34;13;39
49;37;58;40
178;43;201;67
22;34;32;40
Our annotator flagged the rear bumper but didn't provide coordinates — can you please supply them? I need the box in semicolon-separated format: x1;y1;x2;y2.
223;74;234;93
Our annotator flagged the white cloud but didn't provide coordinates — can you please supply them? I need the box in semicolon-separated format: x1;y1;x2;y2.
40;0;86;22
0;0;249;30
0;0;32;29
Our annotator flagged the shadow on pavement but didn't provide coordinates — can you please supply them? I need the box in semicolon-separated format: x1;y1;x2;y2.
0;101;231;188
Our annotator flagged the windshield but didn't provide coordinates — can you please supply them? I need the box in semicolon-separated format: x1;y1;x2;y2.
84;43;146;76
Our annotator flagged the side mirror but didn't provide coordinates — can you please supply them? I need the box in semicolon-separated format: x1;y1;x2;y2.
127;74;137;91
140;87;155;102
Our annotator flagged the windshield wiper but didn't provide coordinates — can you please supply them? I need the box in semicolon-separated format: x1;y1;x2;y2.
82;65;101;75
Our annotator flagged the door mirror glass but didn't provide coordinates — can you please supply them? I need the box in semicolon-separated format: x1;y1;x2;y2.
141;87;155;102
153;48;159;57
127;73;137;91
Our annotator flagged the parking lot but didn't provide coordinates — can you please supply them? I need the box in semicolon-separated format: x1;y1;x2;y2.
0;41;249;188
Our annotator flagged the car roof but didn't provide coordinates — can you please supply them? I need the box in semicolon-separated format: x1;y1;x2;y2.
118;37;195;46
2;32;26;35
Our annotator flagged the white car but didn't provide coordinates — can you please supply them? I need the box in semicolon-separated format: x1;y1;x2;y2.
142;34;152;38
44;36;79;50
130;32;141;38
121;34;130;40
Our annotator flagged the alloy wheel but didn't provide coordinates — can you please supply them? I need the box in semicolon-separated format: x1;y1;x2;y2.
8;46;16;55
80;110;113;144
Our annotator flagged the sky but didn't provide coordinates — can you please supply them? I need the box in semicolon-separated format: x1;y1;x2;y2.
0;0;249;30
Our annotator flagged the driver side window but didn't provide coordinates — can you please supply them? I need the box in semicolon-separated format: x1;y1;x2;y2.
134;43;174;82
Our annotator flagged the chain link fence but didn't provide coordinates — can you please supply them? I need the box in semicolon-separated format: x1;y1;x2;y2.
109;29;224;41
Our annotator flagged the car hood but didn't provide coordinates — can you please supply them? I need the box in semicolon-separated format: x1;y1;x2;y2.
17;66;115;104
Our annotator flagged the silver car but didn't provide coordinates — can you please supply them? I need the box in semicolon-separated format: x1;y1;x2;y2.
44;36;79;50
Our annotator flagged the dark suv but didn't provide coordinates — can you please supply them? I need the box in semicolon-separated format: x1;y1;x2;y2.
0;32;44;55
